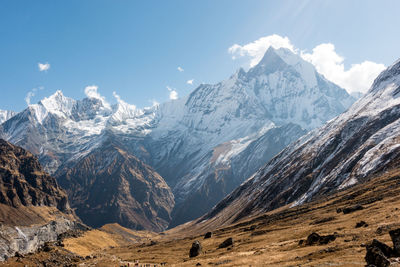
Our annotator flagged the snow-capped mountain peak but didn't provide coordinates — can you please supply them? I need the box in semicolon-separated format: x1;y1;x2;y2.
199;55;400;227
39;90;76;118
111;95;143;123
0;110;16;124
252;47;317;88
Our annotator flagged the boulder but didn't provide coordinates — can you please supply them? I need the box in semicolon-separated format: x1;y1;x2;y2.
305;232;336;246
306;233;321;245
390;229;400;256
218;238;234;249
365;244;391;267
189;240;202;258
356;221;368;228
342;204;364;214
204;232;212;239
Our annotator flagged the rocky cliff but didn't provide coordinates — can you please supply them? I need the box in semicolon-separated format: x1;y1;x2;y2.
56;139;174;231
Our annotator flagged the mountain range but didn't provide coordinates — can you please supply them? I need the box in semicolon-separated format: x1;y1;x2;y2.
199;57;400;227
0;47;356;230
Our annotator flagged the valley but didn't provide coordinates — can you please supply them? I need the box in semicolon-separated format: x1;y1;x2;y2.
2;160;400;266
0;10;398;265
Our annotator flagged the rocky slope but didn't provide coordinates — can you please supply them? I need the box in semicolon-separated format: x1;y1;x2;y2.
0;139;78;261
200;57;400;226
0;139;69;211
55;139;174;231
0;47;356;228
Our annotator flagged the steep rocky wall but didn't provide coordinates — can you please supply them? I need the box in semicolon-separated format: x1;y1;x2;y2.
0;217;78;261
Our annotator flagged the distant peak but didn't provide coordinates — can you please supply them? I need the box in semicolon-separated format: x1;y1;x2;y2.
257;46;280;66
54;90;64;97
370;57;400;93
38;90;76;118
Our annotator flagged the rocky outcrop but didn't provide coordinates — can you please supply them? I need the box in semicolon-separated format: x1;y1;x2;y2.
0;218;77;261
0;139;69;211
0;139;78;261
364;229;400;267
56;140;174;231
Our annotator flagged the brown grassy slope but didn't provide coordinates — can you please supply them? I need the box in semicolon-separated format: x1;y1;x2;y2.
103;167;400;266
63;223;158;256
3;167;400;266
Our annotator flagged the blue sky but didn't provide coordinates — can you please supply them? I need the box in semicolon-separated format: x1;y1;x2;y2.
1;0;399;112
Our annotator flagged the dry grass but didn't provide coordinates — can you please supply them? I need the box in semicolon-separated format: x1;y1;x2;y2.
0;204;75;226
63;223;158;256
101;168;400;266
3;168;400;266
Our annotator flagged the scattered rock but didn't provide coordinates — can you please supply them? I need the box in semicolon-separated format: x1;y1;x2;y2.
304;233;336;246
189;240;202;258
376;225;392;235
342;204;364;214
365;241;391;267
204;232;212;239
389;229;400;255
218;237;234;249
196;263;201;266
364;229;400;266
356;221;368;228
149;240;157;246
298;240;304;246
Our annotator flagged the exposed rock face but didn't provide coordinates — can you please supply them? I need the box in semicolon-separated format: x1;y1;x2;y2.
0;139;69;211
55;140;174;231
0;139;77;261
0;218;77;261
200;57;400;226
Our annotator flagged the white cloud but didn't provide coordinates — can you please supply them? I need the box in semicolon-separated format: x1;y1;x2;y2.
177;66;184;72
301;43;385;93
25;86;44;105
228;34;295;67
25;91;35;105
38;62;50;72
84;85;111;109
167;86;178;100
187;79;194;85
229;34;386;93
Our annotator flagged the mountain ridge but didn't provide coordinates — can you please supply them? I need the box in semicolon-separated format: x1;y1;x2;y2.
0;47;357;228
199;55;400;226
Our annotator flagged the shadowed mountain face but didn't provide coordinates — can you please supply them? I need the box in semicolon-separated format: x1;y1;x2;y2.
55;140;174;231
201;57;400;225
0;139;69;212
